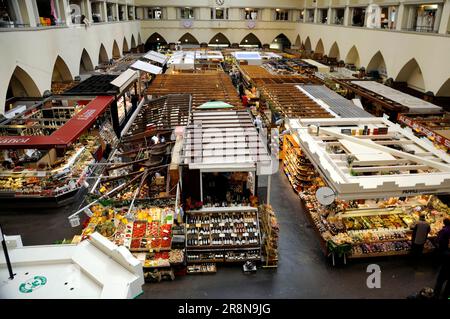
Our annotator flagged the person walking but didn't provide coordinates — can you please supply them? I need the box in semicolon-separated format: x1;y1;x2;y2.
410;213;431;257
436;218;450;254
434;251;450;299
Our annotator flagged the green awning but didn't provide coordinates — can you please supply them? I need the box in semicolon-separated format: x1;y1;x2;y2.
198;101;234;109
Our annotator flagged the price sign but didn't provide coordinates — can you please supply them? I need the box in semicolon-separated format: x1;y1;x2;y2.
231;233;237;237
219;234;225;238
195;223;201;228
253;221;257;226
210;224;214;227
219;222;225;227
244;223;248;227
163;229;169;234
243;232;249;237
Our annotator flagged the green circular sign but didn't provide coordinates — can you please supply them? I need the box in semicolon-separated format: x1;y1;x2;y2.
19;276;47;294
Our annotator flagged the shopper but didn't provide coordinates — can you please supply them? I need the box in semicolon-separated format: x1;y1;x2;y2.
242;94;249;108
433;251;450;299
410;214;431;256
436;218;450;254
238;83;244;98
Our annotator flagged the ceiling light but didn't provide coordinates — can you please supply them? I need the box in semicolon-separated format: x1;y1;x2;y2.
185;39;188;42
156;38;160;41
245;39;248;43
276;9;280;12
216;39;219;42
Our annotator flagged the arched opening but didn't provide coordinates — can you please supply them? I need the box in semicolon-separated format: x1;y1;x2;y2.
395;58;425;92
270;33;291;50
112;40;121;59
131;35;137;49
98;44;109;64
367;51;387;78
6;66;41;111
145;32;168;51
123;37;129;54
79;49;94;75
179;33;200;47
208;33;231;47
436;78;450;97
240;33;262;48
294;35;301;48
304;37;312;52
315;39;324;55
51;56;73;82
328;42;340;60
345;45;360;67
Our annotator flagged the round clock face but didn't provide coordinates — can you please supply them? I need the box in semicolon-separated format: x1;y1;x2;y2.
216;0;225;6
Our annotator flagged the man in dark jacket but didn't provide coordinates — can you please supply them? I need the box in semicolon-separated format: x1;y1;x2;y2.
410;214;431;256
434;251;450;299
436;218;450;254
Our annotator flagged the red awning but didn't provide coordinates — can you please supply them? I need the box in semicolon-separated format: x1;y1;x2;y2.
0;96;114;150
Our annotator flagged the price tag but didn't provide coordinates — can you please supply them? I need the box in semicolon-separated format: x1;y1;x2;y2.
244;223;248;227
219;234;225;238
219;223;225;227
163;229;169;234
186;224;189;228
150;249;153;253
231;233;237;237
243;232;249;237
254;232;258;236
37;171;46;177
195;223;201;228
210;224;213;227
253;221;257;226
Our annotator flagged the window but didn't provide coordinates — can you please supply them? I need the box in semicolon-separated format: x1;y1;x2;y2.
180;7;194;19
299;10;305;21
244;8;258;20
319;9;328;24
148;7;162;20
211;7;228;20
306;9;314;23
275;9;289;21
333;8;345;25
412;4;439;33
352;7;366;27
0;0;20;27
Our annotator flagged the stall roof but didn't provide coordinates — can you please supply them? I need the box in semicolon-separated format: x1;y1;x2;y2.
351;81;442;114
287;117;450;199
130;60;162;75
143;50;168;65
182;109;273;174
195;50;224;61
302;59;330;73
62;75;119;96
0;233;144;299
232;51;262;60
110;69;139;92
260;52;282;59
299;85;374;118
0;96;114;149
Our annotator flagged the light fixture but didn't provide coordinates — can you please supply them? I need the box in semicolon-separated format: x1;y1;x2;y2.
274;39;278;42
156;37;160;41
245;39;248;43
185;39;188;42
216;39;219;42
276;8;280;12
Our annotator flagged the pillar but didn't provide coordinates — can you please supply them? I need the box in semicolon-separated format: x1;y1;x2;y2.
434;3;443;32
115;2;119;21
395;3;405;31
344;6;350;26
327;7;332;24
438;0;450;34
84;0;92;21
24;0;38;27
314;8;318;23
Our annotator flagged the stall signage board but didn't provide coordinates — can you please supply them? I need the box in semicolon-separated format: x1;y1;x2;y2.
398;114;450;149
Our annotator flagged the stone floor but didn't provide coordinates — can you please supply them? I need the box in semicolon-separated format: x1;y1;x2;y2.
0;169;442;299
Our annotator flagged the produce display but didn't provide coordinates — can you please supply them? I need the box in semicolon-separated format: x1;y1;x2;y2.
300;190;450;258
187;263;217;274
185;209;261;263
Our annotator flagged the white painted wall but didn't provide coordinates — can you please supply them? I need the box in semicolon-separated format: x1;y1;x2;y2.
0;21;141;114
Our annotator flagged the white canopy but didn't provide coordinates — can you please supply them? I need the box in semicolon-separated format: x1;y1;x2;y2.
110;69;138;92
0;233;144;299
143;50;168;65
130;60;162;74
302;59;330;73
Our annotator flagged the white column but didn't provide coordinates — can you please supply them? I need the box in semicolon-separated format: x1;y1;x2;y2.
24;0;38;27
434;4;443;32
9;0;23;24
102;1;107;22
115;2;119;21
344;6;350;26
395;3;405;31
314;8;318;23
124;5;128;20
327;7;332;24
84;0;92;20
438;0;450;34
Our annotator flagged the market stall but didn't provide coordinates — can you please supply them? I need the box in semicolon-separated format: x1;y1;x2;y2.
180;108;275;269
284;117;450;260
0;232;144;299
0;96;117;207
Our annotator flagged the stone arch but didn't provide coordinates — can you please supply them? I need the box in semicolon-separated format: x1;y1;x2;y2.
112;40;121;59
315;39;324;55
328;42;340;60
209;33;231;46
51;55;73;82
240;33;262;47
345;45;360;67
145;32;167;51
123;37;129;54
98;44;109;64
367;51;387;77
395;58;425;92
79;49;94;75
304;37;312;52
6;66;41;108
436;78;450;97
179;33;200;45
294;35;301;48
271;33;291;49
